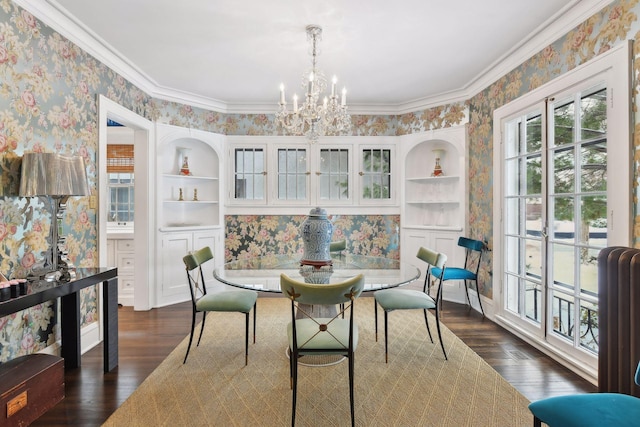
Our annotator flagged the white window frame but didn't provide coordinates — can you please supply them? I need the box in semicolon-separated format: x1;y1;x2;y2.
492;41;632;382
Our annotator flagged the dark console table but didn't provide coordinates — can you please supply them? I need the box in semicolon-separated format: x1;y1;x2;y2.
0;268;118;372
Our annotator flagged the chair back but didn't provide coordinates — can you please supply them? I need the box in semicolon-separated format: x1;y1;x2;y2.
182;246;214;303
458;236;484;274
416;246;447;298
281;273;364;355
329;239;347;253
280;273;364;306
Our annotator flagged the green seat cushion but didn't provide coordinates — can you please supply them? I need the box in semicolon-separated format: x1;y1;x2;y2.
288;318;358;354
528;393;640;427
374;289;435;311
196;290;257;313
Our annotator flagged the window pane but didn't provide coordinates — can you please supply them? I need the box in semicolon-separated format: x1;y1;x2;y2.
505;236;520;275
505;274;519;313
581;141;606;192
505;197;520;235
108;173;134;223
526;155;542;194
552;290;575;341
526;113;542;152
525;281;542;323
579;247;599;296
553;196;574;232
505;158;520;196
552;243;574;289
553;147;574;194
579;301;598;353
580;89;606;140
525;238;541;279
554;99;575;146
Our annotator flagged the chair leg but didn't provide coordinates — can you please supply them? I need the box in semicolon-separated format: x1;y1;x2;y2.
252;302;257;343
289;347;294;390
244;312;249;366
474;280;485;317
348;351;355;427
291;349;298;427
423;309;434;343
463;279;472;307
183;309;197;364
196;311;207;346
533;415;542;427
374;300;379;342
434;308;448;360
384;310;389;363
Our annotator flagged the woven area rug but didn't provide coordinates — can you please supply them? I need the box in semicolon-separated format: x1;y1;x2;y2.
103;297;532;427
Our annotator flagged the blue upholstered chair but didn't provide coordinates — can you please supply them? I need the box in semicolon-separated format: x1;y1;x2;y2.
430;236;486;316
374;246;448;362
182;247;257;365
281;272;365;427
528;361;640;426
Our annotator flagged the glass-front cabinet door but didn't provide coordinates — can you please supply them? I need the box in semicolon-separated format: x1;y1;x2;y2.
358;144;395;206
231;144;267;205
316;145;352;205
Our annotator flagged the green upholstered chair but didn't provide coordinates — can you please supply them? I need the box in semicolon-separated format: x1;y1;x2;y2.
374;246;448;362
528;361;640;426
430;236;486;316
329;239;347;254
280;272;365;427
182;247;257;365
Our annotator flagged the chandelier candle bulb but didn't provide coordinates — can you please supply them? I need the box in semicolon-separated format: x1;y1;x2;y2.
280;84;285;104
331;76;337;96
293;94;298;112
342;88;346;106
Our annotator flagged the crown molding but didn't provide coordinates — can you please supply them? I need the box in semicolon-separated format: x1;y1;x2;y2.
15;0;615;116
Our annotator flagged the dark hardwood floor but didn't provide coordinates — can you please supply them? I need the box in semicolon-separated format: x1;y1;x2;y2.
33;296;597;426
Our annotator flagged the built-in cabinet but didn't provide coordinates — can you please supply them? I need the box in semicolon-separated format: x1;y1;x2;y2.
156;124;225;307
225;136;398;212
106;236;134;306
400;125;469;304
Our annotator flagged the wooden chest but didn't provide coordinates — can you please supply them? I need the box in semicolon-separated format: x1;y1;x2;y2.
0;354;64;427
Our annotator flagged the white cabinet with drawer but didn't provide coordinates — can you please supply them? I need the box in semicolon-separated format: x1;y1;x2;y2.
107;237;135;306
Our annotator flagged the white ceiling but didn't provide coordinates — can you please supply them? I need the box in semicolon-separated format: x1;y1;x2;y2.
20;0;611;114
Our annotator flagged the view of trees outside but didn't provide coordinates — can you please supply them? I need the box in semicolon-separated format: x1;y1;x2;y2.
523;86;606;353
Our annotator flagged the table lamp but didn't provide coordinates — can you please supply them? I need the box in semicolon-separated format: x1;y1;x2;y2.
19;152;89;281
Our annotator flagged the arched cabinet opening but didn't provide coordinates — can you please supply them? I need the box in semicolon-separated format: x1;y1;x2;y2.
155;124;224;308
400;125;474;309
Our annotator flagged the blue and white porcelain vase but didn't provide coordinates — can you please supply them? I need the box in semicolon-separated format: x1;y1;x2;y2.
301;207;333;266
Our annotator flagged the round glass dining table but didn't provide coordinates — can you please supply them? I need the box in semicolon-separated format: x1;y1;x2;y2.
213;253;421;292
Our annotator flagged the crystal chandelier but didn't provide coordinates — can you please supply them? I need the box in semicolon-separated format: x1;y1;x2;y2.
276;25;351;143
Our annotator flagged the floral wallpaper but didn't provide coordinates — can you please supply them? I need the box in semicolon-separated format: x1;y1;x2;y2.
0;0;154;360
0;0;638;362
225;214;400;262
